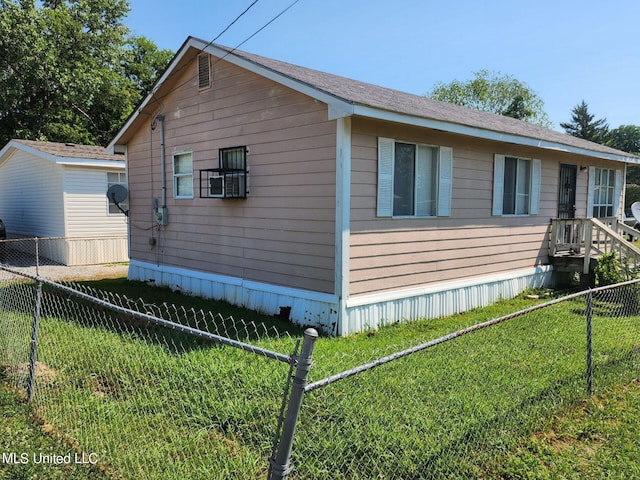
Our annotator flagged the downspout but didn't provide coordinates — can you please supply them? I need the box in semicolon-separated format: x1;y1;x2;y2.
150;114;168;226
156;114;167;209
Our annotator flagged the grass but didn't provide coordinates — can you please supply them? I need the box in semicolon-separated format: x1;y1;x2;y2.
0;384;109;480
1;278;639;479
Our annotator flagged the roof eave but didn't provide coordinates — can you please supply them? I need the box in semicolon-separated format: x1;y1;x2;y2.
353;105;639;164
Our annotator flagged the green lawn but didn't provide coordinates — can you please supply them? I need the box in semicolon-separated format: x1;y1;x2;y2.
1;279;639;479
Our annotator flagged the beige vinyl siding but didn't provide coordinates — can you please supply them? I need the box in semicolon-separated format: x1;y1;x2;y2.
126;54;336;293
0;150;65;237
349;118;620;297
63;166;128;237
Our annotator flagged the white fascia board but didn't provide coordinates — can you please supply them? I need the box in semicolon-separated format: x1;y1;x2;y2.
56;158;126;168
197;40;355;120
1;141;58;164
353;105;639;164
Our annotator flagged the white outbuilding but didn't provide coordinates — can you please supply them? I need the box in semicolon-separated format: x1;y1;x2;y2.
0;139;128;266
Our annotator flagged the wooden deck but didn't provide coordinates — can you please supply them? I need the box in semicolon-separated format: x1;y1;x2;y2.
549;218;640;275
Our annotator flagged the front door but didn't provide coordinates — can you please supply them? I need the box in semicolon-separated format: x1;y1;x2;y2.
558;164;577;219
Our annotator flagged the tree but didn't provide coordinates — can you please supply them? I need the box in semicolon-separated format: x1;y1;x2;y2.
428;70;552;127
0;0;173;146
123;36;175;96
607;125;640;156
608;125;640;211
560;101;609;144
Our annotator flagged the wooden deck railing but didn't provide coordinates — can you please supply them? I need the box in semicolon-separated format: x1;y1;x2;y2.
549;218;640;274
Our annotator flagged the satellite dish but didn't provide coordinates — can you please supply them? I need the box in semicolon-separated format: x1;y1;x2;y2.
106;184;128;204
106;184;129;217
632;202;640;224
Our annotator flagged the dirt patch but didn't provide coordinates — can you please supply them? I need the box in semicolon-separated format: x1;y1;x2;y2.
3;361;59;384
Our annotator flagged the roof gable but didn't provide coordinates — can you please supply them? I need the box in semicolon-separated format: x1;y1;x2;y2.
108;37;638;164
0;140;125;168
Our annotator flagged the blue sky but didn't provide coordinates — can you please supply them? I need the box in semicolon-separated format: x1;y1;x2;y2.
126;0;639;131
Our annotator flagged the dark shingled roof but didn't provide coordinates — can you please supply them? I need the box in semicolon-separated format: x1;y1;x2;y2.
12;140;123;161
210;40;635;161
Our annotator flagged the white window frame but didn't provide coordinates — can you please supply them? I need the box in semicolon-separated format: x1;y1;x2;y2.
492;154;541;216
587;166;622;218
376;137;452;218
173;151;194;199
106;171;127;215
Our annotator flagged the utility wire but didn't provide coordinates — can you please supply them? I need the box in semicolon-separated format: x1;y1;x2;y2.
213;0;303;65
148;0;263;111
204;0;262;48
150;0;304;106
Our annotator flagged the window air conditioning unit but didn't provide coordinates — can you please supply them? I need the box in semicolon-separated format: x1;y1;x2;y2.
208;172;246;198
208;173;224;198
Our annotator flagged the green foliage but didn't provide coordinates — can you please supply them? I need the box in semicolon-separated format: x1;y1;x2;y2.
595;251;624;286
594;251;639;286
625;183;640;213
0;0;173;146
607;124;640;156
428;69;552;127
560;100;609;144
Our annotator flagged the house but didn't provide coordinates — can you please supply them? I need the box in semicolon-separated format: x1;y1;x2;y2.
107;37;639;335
0;140;128;266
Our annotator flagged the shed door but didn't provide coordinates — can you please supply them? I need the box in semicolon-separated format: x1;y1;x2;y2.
558;164;577;219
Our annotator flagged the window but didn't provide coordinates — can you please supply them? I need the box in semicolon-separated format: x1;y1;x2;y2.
589;167;621;218
173;151;193;198
503;156;531;215
220;146;246;170
197;53;211;90
377;138;452;217
493;155;541;216
107;171;127;214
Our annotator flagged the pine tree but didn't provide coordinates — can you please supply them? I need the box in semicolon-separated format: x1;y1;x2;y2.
560;100;609;144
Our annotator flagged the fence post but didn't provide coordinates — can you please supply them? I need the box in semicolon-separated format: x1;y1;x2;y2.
268;328;318;480
585;290;593;396
27;279;43;402
34;237;39;276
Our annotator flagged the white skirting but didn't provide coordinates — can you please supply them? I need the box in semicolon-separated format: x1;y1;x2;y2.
344;265;554;333
127;260;340;334
128;261;553;336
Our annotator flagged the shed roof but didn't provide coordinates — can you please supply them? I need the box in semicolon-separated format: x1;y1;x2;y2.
0;139;125;168
109;37;638;164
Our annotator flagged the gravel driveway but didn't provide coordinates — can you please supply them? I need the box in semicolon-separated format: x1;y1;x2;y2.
4;263;129;282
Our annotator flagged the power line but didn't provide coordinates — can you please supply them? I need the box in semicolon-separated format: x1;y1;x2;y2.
151;0;304;107
203;0;263;49
214;0;303;64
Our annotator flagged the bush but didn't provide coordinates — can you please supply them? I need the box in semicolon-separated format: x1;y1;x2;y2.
595;251;624;286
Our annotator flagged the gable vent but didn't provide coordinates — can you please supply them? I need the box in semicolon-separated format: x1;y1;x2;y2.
197;53;211;90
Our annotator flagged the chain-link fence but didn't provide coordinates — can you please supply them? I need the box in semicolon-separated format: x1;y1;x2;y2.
290;282;640;479
0;248;301;479
2;237;640;479
0;236;128;273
